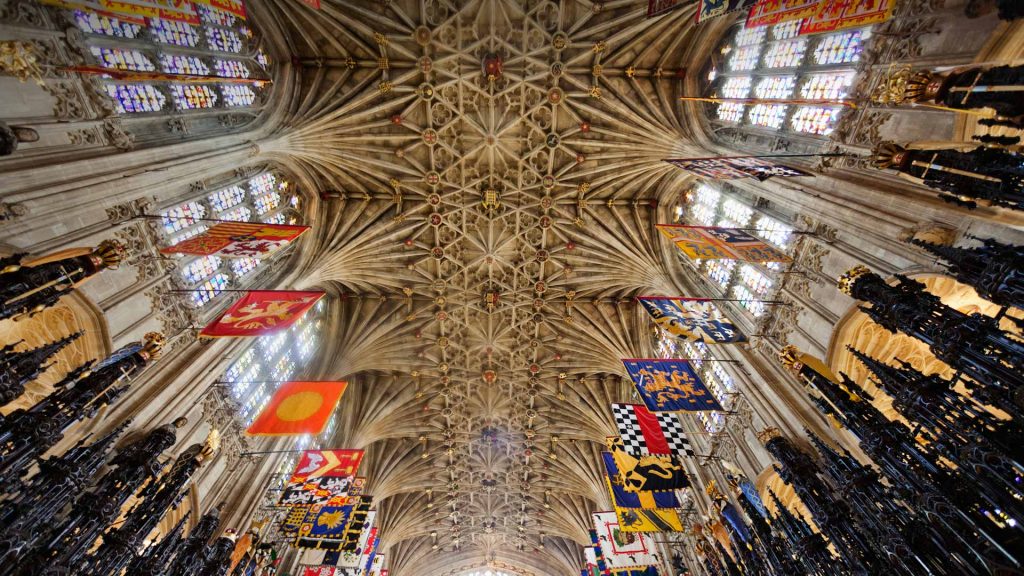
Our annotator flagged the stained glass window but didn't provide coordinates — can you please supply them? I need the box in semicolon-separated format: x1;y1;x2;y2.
791;106;842;135
748;104;789;129
231;257;260;278
74;0;269;118
149;18;200;47
191;273;229;307
206;27;243;53
801;71;854;100
250;174;281;214
762;38;807;69
209;185;246;211
262;213;286;225
170;85;219;110
717;102;746;123
90;47;155;71
754;75;796;99
755;215;793;249
75;11;141;38
729;46;761;72
813;29;869;65
171;224;208;246
709;22;871;137
181;255;222;284
161;201;206;233
721;76;752;99
219;206;252;223
214;59;251;78
733;285;766;316
735;26;767;47
199;4;237;27
160;54;210;75
719;198;753;227
771;20;802;41
706;259;735;288
739;264;772;297
222;85;257;107
105;84;166;114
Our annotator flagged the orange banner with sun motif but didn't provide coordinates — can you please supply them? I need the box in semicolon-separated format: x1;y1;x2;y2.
200;290;323;338
246;381;348;436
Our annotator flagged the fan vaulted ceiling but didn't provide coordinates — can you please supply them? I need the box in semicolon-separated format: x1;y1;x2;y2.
257;0;711;573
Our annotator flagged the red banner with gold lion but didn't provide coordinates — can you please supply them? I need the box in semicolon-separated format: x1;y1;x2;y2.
200;290;323;337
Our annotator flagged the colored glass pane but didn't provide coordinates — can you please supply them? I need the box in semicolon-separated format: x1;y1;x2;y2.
149;18;200;47
705;259;735;288
719;198;753;227
733;284;766;316
208;185;246;211
75;10;141;38
791;106;842;135
739;264;772;296
90;47;155;71
161;201;206;233
771;20;802;40
735;26;767;47
219;206;252;222
160;53;210;75
729;46;761;72
720;76;752;99
755;215;793;249
191;273;229;307
754;75;796;99
171;224;208;246
262;213;286;225
222;85;257;107
198;4;237;27
801;71;854;100
748;103;788;129
716;102;745;123
813;30;869;65
105;84;166;113
214;59;251;78
170;85;219;109
231;257;260;278
181;255;222;284
762;38;807;68
255;48;270;69
206;27;244;53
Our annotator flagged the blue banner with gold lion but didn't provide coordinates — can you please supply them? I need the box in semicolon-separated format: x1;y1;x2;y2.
623;359;723;412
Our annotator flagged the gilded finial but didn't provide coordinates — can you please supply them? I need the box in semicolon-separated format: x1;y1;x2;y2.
705;479;724;499
870;64;913;105
94;239;127;269
756;427;782;445
199;428;221;461
140;331;165;361
838;265;871;296
870;141;906;170
777;345;804;373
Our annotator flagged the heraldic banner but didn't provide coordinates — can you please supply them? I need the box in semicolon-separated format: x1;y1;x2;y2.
592;512;660;569
608;445;690;493
623;359;723;412
246;381;348;436
611;403;694;457
638;297;746;343
656;224;792;263
799;0;895;34
297;498;373;551
160;221;310;258
665;157;812;180
745;0;820;27
280;450;365;507
695;0;757;22
601;451;681;509
200;290;323;337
